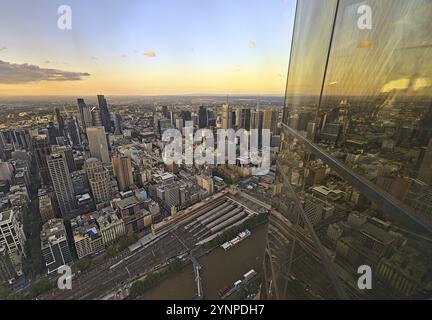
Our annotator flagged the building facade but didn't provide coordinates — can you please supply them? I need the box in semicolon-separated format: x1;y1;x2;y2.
263;0;432;300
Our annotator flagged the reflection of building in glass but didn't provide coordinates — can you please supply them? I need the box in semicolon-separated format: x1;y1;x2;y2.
263;0;432;300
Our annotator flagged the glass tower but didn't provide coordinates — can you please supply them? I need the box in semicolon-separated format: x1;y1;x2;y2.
263;0;432;300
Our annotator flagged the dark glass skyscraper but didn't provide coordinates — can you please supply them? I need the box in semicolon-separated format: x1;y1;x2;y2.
199;105;208;129
97;94;112;133
264;0;432;300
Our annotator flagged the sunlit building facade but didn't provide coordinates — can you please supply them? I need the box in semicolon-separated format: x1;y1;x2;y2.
263;0;432;300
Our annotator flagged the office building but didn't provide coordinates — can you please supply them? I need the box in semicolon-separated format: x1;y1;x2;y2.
52;145;76;172
0;210;26;259
263;0;432;300
32;134;52;186
114;113;123;135
96;208;126;246
199;106;208;129
55;107;65;136
48;154;77;218
66;117;81;148
87;127;110;164
39;192;55;224
77;98;93;132
71;214;104;259
40;219;72;273
97;95;112;133
85;158;112;208
112;155;134;192
221;103;232;129
0;245;16;285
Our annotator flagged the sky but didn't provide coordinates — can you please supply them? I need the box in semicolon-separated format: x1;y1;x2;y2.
0;0;296;96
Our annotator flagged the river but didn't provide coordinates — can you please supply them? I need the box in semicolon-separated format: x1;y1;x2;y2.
139;223;268;300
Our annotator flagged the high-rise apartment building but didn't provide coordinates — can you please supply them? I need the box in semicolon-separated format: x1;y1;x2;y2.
85;158;112;208
87;127;110;164
112;155;134;192
263;0;432;300
48;154;77;219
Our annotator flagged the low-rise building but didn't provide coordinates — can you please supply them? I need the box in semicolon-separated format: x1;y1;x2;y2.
40;219;72;274
71;214;104;259
96;208;126;246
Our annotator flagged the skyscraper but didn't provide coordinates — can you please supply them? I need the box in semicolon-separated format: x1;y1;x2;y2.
66;117;81;148
263;0;432;300
87;127;110;164
32;134;52;186
112;155;134;192
114;113;123;135
77;98;93;132
52;145;76;172
97;95;112;133
199;106;208;129
85;158;112;208
55;107;65;136
91;106;103;127
221;103;232;129
48;153;77;218
263;109;279;135
46;122;60;145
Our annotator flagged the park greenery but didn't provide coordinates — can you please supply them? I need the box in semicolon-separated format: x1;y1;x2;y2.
27;277;54;299
73;256;92;273
0;285;22;300
105;233;139;258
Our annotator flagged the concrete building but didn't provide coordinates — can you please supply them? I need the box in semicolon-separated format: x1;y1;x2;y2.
52;145;77;172
0;210;26;259
40;219;72;274
114;196;145;233
0;245;16;285
87;127;110;164
71;214;104;259
96;208;126;245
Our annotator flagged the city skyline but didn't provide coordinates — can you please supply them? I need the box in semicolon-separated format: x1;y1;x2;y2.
0;0;295;96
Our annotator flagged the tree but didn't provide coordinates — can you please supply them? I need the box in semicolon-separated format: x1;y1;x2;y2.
28;278;52;299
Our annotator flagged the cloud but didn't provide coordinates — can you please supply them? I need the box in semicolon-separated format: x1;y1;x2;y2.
248;40;257;48
121;54;128;58
0;60;90;84
0;46;7;51
91;56;99;60
44;60;50;64
144;50;156;58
